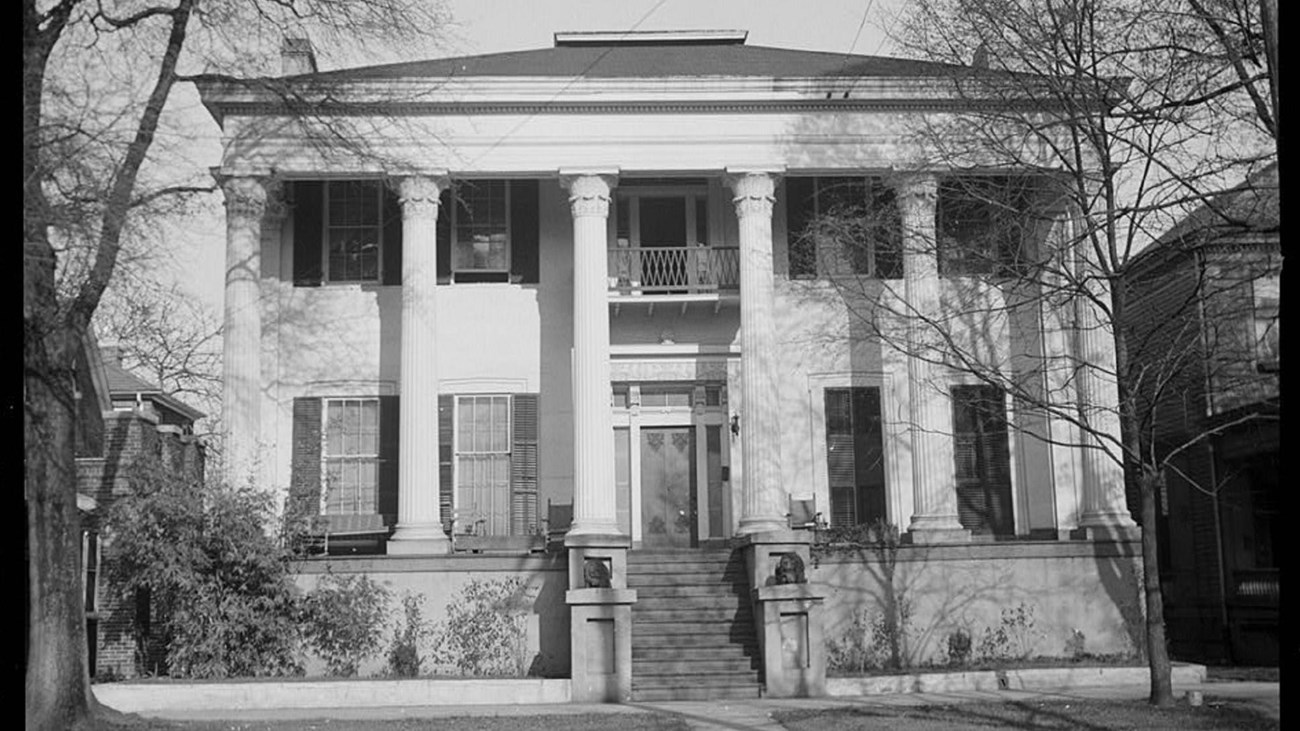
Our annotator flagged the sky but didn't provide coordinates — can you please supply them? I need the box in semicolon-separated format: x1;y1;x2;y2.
158;0;901;312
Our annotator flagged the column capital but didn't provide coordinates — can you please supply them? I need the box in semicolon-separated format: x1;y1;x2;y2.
393;174;449;221
217;174;274;221
726;171;776;218
560;171;618;218
888;171;939;206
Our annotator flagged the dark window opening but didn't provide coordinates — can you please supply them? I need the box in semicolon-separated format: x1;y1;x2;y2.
824;387;888;528
937;177;1035;277
952;384;1014;535
787;177;903;279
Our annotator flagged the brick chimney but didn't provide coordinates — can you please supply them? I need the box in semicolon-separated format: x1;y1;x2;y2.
100;344;122;367
281;37;318;76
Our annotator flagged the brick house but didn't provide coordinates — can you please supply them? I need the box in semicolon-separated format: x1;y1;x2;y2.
1121;163;1280;665
193;31;1148;699
75;332;206;678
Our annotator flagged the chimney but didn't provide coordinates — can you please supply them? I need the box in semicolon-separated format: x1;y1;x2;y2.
101;344;122;367
281;37;318;76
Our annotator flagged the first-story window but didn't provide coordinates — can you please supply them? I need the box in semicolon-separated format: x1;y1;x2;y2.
823;386;888;528
323;398;379;514
456;395;512;535
951;385;1014;535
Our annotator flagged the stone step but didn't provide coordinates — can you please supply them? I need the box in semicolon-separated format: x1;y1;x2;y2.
636;607;751;622
632;669;761;685
634;594;749;609
632;657;761;675
628;573;746;587
630;684;762;702
632;644;755;661
629;583;750;599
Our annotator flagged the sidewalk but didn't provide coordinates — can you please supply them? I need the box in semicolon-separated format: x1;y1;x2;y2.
133;680;1279;729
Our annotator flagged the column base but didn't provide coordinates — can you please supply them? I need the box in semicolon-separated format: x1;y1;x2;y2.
753;584;827;697
736;517;791;537
1070;525;1142;541
386;524;452;555
904;527;971;545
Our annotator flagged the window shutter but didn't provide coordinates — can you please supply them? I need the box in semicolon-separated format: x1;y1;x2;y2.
786;177;817;277
511;394;540;535
382;186;403;286
510;180;540;284
378;395;399;525
289;397;322;522
292;181;324;286
824;388;856;528
952;386;1014;535
438;394;454;534
436;188;452;283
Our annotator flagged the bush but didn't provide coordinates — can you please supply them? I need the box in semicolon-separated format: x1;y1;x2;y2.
387;592;428;677
300;572;391;677
104;457;303;678
947;628;973;666
430;578;535;676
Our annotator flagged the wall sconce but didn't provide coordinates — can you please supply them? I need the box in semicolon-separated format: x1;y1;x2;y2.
730;414;740;437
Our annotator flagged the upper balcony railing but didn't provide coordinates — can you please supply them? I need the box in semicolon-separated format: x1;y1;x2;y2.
608;244;739;296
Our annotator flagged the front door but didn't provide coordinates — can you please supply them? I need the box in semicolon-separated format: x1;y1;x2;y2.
640;427;697;548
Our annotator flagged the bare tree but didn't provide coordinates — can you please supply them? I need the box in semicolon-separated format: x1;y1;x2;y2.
24;2;448;728
791;0;1275;707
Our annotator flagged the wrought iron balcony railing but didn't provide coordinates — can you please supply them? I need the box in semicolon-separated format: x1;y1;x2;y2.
1232;568;1279;606
608;244;740;295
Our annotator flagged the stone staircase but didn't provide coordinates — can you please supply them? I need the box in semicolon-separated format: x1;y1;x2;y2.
627;548;763;701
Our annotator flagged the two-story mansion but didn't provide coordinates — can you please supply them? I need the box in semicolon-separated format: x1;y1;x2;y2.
196;30;1142;697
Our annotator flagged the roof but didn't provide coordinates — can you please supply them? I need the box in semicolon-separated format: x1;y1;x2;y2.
1132;162;1280;273
101;348;207;424
291;38;973;82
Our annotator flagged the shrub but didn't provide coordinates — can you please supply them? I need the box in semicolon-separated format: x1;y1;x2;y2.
300;572;391;677
387;592;428;677
947;628;973;666
430;577;535;676
977;602;1042;663
104;458;302;678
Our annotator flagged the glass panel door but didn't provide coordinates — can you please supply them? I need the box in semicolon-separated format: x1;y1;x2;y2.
640;427;697;548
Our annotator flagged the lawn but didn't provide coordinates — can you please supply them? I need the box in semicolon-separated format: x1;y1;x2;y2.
774;699;1279;731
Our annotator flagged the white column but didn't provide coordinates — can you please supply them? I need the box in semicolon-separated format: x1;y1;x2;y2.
1072;224;1137;535
562;172;624;539
728;171;787;536
219;175;270;489
894;173;968;542
388;174;452;554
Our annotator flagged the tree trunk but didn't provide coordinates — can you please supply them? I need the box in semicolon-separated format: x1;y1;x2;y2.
1140;467;1175;706
25;316;100;730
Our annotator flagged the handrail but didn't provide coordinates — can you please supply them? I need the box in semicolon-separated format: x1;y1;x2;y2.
608;244;739;295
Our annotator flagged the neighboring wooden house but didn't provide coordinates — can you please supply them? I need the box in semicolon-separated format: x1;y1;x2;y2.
1121;163;1279;665
75;330;206;678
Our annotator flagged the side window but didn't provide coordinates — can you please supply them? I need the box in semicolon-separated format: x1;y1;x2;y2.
1252;271;1280;372
951;385;1014;535
824;386;887;528
455;395;512;535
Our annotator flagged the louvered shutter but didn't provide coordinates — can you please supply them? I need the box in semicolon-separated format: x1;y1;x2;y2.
289;398;322;522
852;387;888;526
292;181;324;286
436;188;452;283
952;386;1013;535
785;177;817;277
824;388;857;528
511;394;540;535
510;180;540;284
438;394;454;534
377;395;399;526
381;186;403;286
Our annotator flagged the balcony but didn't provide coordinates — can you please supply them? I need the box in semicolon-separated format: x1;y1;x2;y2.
608;244;739;315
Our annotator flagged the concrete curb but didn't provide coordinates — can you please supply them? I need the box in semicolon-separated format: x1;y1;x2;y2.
94;678;572;713
826;662;1207;696
94;664;1208;714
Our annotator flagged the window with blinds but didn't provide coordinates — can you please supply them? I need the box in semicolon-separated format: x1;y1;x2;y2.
823;387;887;528
951;385;1014;536
323;398;380;515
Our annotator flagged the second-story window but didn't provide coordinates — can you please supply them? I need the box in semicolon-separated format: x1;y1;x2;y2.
937;177;1034;277
786;176;903;279
449;181;511;281
325;181;384;282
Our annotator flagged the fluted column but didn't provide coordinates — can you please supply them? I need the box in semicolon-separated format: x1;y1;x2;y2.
388;174;452;554
1072;221;1137;536
894;173;967;542
562;172;623;540
728;171;787;536
219;175;270;489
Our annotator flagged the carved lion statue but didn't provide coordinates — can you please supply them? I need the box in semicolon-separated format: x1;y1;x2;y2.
774;552;806;585
583;558;612;588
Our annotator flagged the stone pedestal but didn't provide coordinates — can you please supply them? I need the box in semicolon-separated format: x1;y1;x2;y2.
737;530;826;697
565;534;635;702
